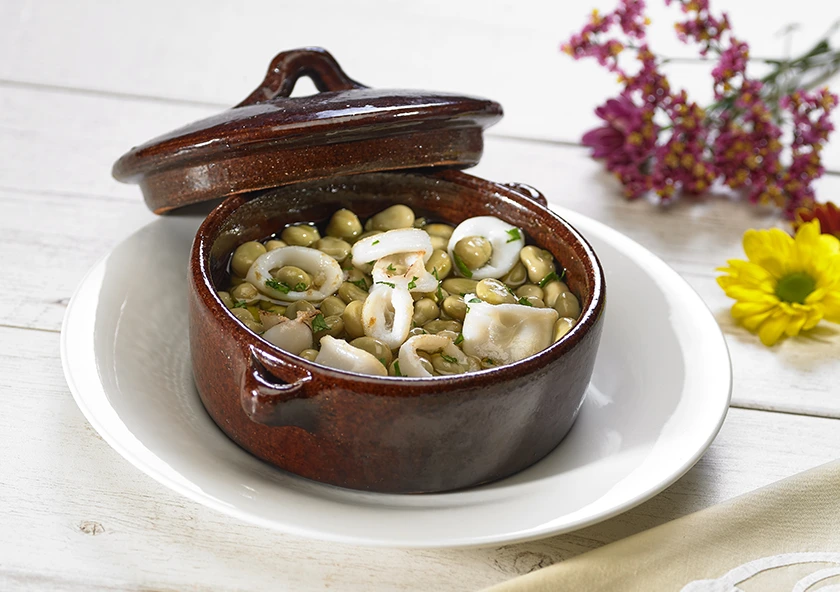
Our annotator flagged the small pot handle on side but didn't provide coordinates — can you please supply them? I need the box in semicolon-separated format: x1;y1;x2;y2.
237;47;367;107
240;344;318;430
499;182;549;208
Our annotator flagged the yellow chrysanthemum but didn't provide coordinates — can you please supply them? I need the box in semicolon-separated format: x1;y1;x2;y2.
717;220;840;346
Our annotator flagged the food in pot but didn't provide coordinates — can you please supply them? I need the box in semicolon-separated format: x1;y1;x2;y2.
217;205;581;377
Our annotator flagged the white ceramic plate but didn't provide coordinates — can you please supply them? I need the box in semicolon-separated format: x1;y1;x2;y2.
61;206;731;549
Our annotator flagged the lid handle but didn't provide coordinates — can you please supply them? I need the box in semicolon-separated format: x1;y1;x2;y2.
236;47;367;107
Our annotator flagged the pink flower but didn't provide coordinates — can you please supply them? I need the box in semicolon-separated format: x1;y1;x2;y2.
582;96;643;162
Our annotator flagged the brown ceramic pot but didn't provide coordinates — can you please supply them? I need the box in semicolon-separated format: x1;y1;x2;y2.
189;169;605;493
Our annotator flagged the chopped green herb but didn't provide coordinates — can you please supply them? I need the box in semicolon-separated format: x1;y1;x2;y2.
293;282;307;292
454;332;464;345
452;252;473;278
265;278;291;294
539;271;559;288
518;297;534;307
483;358;496;366
377;281;396;288
232;300;249;309
348;278;369;292
372;239;380;245
432;268;444;301
311;314;329;333
441;353;458;364
468;297;482;304
407;276;418;290
367;260;375;266
379;358;387;367
393;360;403;376
386;263;396;272
505;228;522;243
558;268;567;281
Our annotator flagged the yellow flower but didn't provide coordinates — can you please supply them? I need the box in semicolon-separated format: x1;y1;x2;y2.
717;220;840;346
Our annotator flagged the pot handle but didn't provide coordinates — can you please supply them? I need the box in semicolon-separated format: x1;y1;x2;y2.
500;182;549;208
241;344;317;430
237;47;367;107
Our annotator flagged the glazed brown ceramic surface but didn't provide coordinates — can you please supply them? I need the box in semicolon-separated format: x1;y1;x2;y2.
113;48;503;214
189;170;605;493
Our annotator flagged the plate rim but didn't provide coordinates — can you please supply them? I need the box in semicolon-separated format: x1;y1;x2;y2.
61;206;732;549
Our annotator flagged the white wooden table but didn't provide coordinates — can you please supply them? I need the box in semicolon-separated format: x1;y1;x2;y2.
2;1;839;590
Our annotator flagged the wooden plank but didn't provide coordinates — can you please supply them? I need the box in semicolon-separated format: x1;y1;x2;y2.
0;0;838;167
0;324;838;591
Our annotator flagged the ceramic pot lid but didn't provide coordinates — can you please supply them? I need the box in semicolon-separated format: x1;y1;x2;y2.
112;47;503;214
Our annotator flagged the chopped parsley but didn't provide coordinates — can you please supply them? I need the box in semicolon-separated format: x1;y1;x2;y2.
505;228;522;243
311;314;330;333
483;358;496;366
468;297;482;304
372;239;380;245
432;268;444;301
452;252;473;278
454;332;464;345
348;277;369;292
539;271;560;288
265;278;291;294
293;282;307;292
407;276;418;290
232;300;249;309
393;360;403;376
367;260;375;266
441;353;458;364
377;281;396;288
518;297;534;307
386;263;396;272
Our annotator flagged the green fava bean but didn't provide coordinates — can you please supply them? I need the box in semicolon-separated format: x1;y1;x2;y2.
319;296;346;317
520;246;556;284
553;290;581;319
350;337;393;366
342;300;366;339
299;348;319;362
412;298;440;327
272;266;312;291
475;278;516;305
314;237;351;263
425;223;454;239
284;300;316;320
326;209;363;241
431;353;466;376
231;241;267;277
441;295;467;321
217;291;235;309
281;224;320;246
422;319;462;334
230;282;260;304
264;239;287;251
366;204;415;231
515;284;544;300
553;317;575;342
441;278;478;296
453;236;493;270
313;314;345;342
425;249;452;280
338;282;368;304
